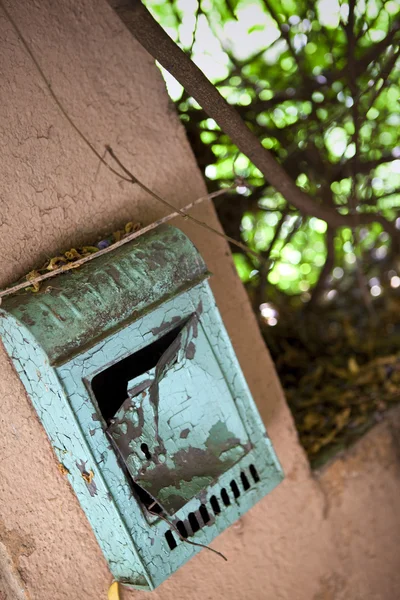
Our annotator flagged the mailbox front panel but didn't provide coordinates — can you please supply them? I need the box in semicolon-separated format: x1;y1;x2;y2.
55;281;283;589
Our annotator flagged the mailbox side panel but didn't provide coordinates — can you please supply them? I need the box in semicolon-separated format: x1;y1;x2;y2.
0;311;152;590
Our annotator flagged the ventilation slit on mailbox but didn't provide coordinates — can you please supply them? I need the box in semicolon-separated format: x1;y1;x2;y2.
240;471;250;491
199;504;210;525
249;464;260;483
188;512;200;533
176;521;189;539
230;480;240;499
164;465;261;552
210;495;221;515
165;530;177;550
221;488;231;507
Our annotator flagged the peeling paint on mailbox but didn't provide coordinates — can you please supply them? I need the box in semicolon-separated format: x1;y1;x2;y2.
0;225;283;590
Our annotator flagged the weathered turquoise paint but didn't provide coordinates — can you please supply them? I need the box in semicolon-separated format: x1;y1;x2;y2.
0;225;283;590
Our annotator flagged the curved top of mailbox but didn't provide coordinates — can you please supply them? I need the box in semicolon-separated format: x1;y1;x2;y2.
0;226;208;365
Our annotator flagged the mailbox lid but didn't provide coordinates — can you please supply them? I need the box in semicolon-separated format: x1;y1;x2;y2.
1;226;208;365
107;313;252;515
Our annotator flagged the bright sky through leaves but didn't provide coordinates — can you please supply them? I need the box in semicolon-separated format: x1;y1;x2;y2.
145;0;400;297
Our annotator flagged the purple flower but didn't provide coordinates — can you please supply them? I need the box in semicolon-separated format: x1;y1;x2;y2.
97;239;111;250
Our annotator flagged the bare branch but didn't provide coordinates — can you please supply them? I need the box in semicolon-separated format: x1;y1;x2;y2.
354;17;400;75
167;0;181;28
345;0;361;215
355;2;384;41
214;38;283;87
366;45;400;110
309;226;336;306
264;211;288;263
331;153;399;181
262;0;306;79
225;0;238;21
188;0;200;55
255;208;288;308
323;17;400;85
108;0;400;235
105;145;263;259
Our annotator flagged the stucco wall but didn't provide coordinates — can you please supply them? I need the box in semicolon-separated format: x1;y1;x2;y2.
1;2;400;599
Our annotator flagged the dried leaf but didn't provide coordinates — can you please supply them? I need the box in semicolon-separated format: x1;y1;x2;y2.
81;246;99;255
303;412;323;430
348;357;359;375
350;415;368;428
342;319;357;346
335;407;351;430
57;463;69;475
125;221;141;234
308;428;338;455
26;270;41;292
46;256;67;271
325;364;349;379
21;220;142;295
108;581;120;600
65;248;81;260
299;364;324;387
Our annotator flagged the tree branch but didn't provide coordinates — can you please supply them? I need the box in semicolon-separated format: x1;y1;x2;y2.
255;208;288;309
353;17;400;75
107;0;400;236
262;0;306;79
345;0;361;214
323;17;400;85
361;188;400;206
309;226;336;306
331;153;399;181
366;45;400;111
108;0;347;223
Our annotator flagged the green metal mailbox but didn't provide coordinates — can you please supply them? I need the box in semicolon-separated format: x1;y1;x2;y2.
0;225;283;590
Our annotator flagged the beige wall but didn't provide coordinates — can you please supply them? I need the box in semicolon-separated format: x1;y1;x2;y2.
1;2;400;599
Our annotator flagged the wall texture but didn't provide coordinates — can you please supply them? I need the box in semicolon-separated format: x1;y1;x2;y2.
0;2;400;599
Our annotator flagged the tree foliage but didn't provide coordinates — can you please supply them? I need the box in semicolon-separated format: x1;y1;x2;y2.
144;0;400;304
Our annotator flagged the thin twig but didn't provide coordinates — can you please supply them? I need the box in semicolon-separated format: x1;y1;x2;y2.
309;226;336;306
0;187;232;300
344;5;375;317
366;45;400;111
188;0;200;55
147;506;228;562
262;0;307;80
105;145;262;260
256;208;288;309
0;0;269;295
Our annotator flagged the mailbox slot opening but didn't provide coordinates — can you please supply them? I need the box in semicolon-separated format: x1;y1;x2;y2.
91;321;187;422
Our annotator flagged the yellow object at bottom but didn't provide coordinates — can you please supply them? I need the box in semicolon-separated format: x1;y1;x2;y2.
108;581;120;600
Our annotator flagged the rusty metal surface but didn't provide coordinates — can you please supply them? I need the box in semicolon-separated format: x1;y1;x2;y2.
1;226;208;365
